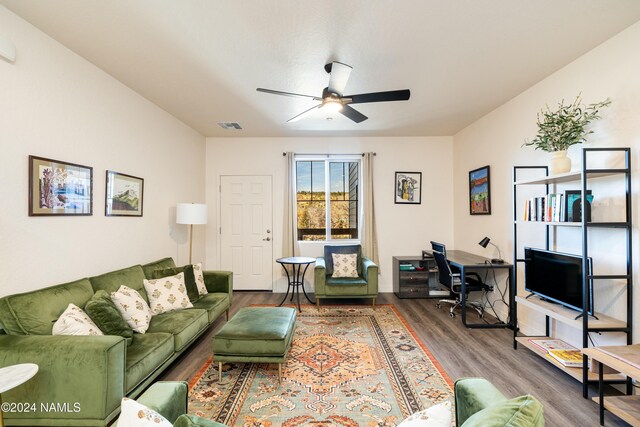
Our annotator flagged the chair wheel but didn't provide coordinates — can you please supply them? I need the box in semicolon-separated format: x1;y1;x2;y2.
435;303;441;309
449;312;455;318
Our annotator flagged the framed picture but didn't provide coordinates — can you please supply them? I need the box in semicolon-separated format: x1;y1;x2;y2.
565;190;593;222
29;155;93;216
105;171;144;217
395;172;422;204
469;165;491;215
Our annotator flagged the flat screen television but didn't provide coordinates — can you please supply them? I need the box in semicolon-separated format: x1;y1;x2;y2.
524;247;593;315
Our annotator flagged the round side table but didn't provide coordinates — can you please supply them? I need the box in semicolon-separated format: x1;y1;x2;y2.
276;256;316;312
0;363;39;427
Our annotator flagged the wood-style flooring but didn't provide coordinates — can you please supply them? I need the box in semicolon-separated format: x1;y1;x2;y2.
159;292;627;426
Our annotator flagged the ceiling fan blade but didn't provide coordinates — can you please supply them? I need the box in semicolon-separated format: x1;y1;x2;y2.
287;104;322;123
339;104;368;123
257;88;322;101
327;62;353;96
346;89;410;104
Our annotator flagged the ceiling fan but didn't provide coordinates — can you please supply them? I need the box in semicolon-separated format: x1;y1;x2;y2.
256;61;410;123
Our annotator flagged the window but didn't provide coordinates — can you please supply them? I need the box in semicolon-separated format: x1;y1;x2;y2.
296;157;360;241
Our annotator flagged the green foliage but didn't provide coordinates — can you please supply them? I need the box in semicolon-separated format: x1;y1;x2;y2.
523;95;611;152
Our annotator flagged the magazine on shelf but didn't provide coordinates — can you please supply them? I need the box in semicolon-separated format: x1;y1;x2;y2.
527;338;577;354
548;349;584;367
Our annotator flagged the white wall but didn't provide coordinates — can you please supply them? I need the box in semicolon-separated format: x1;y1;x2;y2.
452;21;640;345
205;137;454;292
0;6;206;296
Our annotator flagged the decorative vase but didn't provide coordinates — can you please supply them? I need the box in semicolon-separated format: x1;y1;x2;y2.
550;150;571;175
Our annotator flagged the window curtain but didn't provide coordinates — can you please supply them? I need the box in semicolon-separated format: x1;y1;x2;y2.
361;152;379;266
282;152;296;257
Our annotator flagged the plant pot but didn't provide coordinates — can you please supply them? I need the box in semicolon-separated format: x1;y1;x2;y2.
550;150;571;175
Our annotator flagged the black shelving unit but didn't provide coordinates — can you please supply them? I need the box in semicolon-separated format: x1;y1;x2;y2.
512;147;633;398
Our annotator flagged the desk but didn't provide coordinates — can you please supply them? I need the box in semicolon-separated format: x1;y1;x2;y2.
0;363;39;427
446;250;514;329
276;257;316;312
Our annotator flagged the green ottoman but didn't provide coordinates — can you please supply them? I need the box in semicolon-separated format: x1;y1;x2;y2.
212;307;296;383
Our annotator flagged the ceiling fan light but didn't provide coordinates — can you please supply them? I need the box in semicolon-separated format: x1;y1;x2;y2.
322;99;343;113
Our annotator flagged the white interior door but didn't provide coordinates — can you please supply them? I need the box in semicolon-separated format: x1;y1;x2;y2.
220;175;273;290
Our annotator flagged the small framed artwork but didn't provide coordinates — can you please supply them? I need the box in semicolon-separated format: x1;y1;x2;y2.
105;171;144;217
565;190;593;222
469;165;491;215
29;155;93;216
395;172;422;204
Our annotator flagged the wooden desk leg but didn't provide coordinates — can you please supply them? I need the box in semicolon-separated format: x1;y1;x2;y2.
599;361;605;426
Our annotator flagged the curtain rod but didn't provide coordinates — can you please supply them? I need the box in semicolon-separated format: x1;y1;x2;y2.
282;152;376;157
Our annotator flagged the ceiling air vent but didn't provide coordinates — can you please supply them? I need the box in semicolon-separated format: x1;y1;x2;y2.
217;122;243;130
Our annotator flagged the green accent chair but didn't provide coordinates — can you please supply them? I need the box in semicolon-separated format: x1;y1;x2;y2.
455;378;544;426
314;245;378;306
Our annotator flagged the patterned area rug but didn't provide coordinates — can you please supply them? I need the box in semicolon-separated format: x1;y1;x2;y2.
188;305;453;426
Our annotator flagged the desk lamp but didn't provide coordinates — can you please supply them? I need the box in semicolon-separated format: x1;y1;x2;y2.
176;203;207;264
478;237;504;264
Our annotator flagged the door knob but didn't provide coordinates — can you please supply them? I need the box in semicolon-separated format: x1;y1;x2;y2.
263;237;271;241
266;229;271;233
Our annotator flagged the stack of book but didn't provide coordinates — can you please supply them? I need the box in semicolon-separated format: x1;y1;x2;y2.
523;194;565;222
528;338;583;367
399;263;416;271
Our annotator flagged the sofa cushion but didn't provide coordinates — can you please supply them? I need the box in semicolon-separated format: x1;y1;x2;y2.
147;309;208;351
111;285;153;334
191;293;228;323
324;245;362;276
151;265;200;302
174;414;228;427
331;253;359;278
142;257;177;279
0;278;94;335
84;290;134;343
126;332;174;392
91;265;150;303
52;303;104;336
192;263;208;296
116;398;172;427
144;273;193;315
397;401;452;427
461;395;544;427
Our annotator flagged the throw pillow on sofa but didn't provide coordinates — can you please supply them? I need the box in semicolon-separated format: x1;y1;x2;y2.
331;253;359;278
84;290;133;344
116;397;172;427
151;265;200;302
111;285;153;333
192;263;208;296
52;303;104;336
143;272;193;315
397;401;452;427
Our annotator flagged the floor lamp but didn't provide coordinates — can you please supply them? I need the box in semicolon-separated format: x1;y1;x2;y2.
176;203;207;264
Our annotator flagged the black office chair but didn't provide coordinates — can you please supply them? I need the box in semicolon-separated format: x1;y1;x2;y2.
430;241;490;318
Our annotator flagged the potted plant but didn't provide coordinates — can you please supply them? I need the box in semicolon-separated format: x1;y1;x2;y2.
524;95;611;174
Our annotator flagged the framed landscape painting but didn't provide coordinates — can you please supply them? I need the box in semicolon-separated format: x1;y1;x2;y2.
105;171;144;217
469;165;491;215
395;172;422;204
29;155;93;216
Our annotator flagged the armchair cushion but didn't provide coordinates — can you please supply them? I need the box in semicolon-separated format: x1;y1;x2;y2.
331;253;359;278
324;245;362;276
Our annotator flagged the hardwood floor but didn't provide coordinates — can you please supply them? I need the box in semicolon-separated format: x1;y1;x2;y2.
160;292;627;426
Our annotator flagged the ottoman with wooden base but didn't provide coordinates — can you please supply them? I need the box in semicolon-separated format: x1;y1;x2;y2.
212;306;296;383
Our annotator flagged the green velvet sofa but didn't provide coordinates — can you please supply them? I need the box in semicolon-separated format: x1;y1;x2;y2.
0;257;232;427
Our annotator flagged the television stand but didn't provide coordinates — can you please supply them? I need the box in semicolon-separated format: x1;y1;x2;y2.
575;312;599;321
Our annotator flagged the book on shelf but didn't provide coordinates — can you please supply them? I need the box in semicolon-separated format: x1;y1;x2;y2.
547;349;584;367
527;338;577;354
522;193;566;223
399;264;416;271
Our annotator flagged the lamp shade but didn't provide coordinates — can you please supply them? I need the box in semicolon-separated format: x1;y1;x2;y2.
478;237;490;248
176;203;207;225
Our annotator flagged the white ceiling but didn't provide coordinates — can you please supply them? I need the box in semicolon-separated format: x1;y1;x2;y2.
3;1;640;137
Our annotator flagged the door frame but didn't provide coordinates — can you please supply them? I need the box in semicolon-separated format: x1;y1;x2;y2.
217;174;275;291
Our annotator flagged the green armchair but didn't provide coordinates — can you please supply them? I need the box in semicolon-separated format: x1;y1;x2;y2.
314;245;378;306
455;378;544;426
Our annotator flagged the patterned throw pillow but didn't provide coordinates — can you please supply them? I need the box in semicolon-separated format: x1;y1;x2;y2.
331;253;359;278
111;285;153;334
192;263;208;296
143;272;194;315
396;401;452;427
52;303;104;336
116;397;172;427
